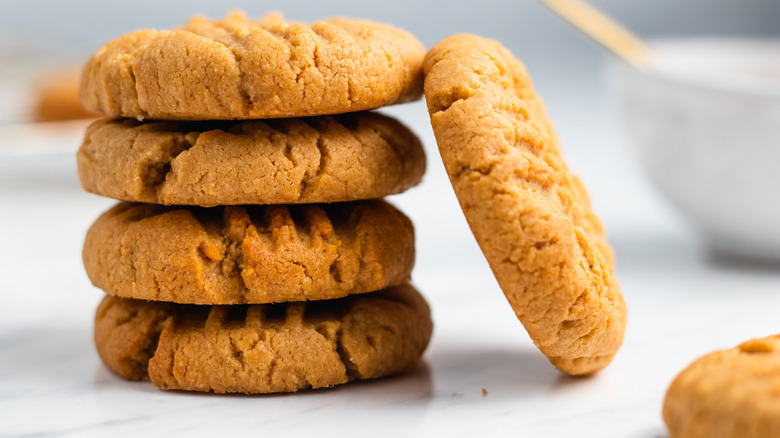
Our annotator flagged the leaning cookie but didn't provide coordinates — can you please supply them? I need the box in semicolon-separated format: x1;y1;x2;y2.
78;113;425;206
84;200;414;304
94;283;432;393
663;335;780;438
81;11;425;120
423;34;626;375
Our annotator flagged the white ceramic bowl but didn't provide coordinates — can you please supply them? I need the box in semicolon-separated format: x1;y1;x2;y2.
610;38;780;261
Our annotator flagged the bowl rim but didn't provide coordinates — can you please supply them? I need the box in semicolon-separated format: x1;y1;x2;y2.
615;36;780;99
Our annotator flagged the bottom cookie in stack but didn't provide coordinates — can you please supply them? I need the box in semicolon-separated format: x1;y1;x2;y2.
94;284;431;394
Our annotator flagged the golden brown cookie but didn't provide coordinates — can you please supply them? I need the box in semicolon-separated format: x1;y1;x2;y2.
423;34;626;375
663;335;780;438
80;12;425;120
83;200;414;304
77;113;425;206
94;283;432;393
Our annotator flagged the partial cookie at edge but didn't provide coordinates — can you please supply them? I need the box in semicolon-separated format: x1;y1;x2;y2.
83;200;415;304
423;34;626;375
94;283;432;393
663;335;780;438
80;12;426;120
77;113;425;206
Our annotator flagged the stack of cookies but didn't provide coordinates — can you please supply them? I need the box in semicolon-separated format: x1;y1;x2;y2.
76;12;432;394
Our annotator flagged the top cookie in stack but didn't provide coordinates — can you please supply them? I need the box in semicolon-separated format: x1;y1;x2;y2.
80;11;424;121
77;12;431;394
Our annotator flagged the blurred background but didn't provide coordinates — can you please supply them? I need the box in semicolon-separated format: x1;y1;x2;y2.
2;2;780;436
2;0;779;119
2;0;780;86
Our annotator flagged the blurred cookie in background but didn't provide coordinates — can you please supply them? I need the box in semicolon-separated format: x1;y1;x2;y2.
33;67;97;122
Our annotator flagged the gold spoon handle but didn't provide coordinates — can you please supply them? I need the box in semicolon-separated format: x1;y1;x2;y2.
537;0;653;70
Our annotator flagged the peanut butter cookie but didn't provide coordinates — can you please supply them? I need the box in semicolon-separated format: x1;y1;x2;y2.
94;283;432;393
423;34;626;375
80;12;425;120
663;335;780;438
77;113;425;206
84;200;414;304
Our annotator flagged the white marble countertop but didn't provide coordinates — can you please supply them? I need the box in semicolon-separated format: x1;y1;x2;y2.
3;100;780;438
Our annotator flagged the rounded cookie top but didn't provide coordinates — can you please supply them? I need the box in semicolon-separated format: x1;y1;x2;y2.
663;335;780;438
423;34;626;375
80;12;425;120
78;112;425;206
94;283;432;393
84;200;414;304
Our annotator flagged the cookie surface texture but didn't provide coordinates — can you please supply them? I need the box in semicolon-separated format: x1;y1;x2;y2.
94;283;432;393
663;335;780;438
77;113;425;206
83;200;414;304
80;12;425;120
423;34;626;375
